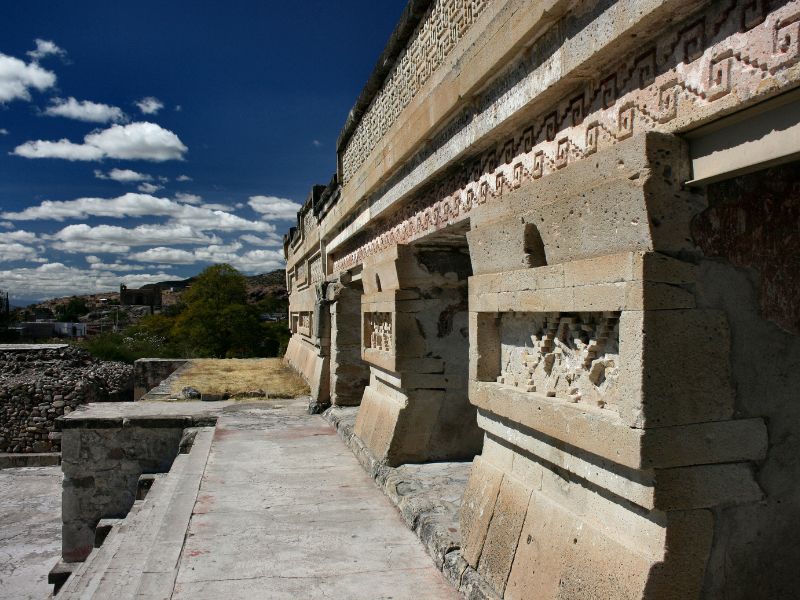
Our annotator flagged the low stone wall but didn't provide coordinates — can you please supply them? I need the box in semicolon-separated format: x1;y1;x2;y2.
0;345;133;453
58;402;221;563
133;358;189;401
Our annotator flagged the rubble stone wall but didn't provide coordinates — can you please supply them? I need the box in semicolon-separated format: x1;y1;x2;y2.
0;346;133;453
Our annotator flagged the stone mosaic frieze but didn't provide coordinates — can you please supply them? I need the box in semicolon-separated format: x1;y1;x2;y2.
340;0;491;185
497;311;621;410
334;0;800;272
364;312;393;353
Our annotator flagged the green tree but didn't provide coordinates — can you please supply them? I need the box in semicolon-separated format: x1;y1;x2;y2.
171;264;262;357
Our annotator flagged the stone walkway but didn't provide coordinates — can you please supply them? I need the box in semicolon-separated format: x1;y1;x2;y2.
0;466;62;600
170;401;458;599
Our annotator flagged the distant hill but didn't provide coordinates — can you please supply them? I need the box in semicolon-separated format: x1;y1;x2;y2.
151;269;287;305
15;268;287;314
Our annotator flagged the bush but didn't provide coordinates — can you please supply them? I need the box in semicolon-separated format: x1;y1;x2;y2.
81;330;176;363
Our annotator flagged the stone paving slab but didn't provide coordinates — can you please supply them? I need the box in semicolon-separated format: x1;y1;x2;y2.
0;466;62;600
171;401;458;599
324;406;497;599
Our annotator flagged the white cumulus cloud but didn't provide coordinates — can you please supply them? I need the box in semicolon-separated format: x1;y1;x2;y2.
248;195;302;220
227;248;285;273
94;168;152;183
137;182;162;193
135;96;164;115
0;129;8;135
44;97;126;123
0;263;175;300
13;122;188;162
174;192;201;204
0;52;57;103
48;223;220;254
200;203;234;211
1;192;276;234
0;242;39;262
1;192;179;221
128;244;284;274
85;256;147;272
130;247;196;264
240;233;282;247
26;39;67;62
0;229;37;243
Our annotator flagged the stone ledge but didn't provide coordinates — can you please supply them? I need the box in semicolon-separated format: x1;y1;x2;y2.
0;452;61;469
0;344;69;351
323;406;499;600
56;401;230;430
471;383;767;471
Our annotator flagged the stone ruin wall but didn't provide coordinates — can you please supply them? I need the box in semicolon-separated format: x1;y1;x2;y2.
0;346;133;453
284;0;800;598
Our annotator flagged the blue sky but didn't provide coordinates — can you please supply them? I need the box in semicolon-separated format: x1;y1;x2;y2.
0;0;405;304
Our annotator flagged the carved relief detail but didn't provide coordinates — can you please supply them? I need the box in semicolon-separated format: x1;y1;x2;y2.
497;311;621;411
340;0;491;185
291;311;313;336
309;255;323;284
333;0;800;273
364;312;393;353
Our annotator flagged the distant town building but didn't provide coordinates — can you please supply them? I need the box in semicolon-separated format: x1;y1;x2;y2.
53;322;87;338
119;284;161;313
260;312;288;322
10;321;86;339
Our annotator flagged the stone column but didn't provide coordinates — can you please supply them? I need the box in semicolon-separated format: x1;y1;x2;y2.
353;243;483;466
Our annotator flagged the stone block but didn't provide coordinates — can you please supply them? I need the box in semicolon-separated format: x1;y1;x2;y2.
505;491;653;600
477;475;531;596
480;435;514;472
353;384;402;464
654;464;764;510
478;411;654;509
469;312;501;383
460;456;504;568
619;309;735;428
467;219;539;276
641;418;768;469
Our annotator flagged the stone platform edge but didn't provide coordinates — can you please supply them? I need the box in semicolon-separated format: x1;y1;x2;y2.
322;406;498;600
0;452;61;469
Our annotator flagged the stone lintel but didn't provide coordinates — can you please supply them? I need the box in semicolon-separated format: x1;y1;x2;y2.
469;251;697;313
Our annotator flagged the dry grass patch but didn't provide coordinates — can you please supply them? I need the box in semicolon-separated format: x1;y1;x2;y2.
169;358;309;399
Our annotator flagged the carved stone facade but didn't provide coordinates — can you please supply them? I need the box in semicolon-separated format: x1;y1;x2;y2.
340;0;490;185
285;0;800;597
333;0;800;272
